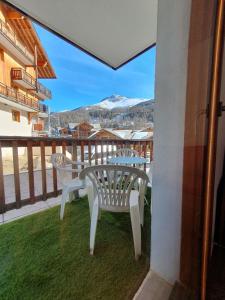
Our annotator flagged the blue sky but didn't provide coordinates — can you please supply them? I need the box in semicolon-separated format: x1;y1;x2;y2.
35;24;156;112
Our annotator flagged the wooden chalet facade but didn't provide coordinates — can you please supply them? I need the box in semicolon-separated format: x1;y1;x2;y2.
88;128;122;140
71;121;94;138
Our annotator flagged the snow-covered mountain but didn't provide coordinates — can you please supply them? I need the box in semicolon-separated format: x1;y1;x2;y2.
50;95;154;129
88;95;151;110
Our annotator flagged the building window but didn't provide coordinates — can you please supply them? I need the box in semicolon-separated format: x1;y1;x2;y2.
12;110;20;122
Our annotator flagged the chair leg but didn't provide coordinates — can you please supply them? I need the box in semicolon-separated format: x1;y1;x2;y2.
139;198;144;226
87;184;94;218
90;201;99;255
60;189;68;220
130;204;141;260
139;183;145;226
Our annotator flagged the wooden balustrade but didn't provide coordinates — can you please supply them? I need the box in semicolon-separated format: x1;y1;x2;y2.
0;81;48;112
33;123;44;131
0;137;153;213
0;19;34;62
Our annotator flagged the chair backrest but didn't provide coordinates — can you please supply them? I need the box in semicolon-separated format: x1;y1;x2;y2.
115;148;139;157
51;153;71;169
51;153;88;185
147;162;153;187
80;165;149;210
51;153;73;184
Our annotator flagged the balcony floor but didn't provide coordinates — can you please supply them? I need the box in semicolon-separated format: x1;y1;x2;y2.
0;194;151;300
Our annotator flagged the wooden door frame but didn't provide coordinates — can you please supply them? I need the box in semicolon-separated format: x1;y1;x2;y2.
180;0;225;299
201;1;225;299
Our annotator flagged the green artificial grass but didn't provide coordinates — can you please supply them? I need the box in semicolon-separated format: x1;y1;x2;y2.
0;190;151;300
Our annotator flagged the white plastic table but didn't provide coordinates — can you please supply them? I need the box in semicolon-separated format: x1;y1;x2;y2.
108;156;147;165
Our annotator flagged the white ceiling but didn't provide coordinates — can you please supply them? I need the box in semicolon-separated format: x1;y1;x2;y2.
5;0;157;69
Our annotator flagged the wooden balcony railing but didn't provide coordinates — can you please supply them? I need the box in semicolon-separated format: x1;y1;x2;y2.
0;81;48;113
0;19;34;62
33;124;44;131
11;68;52;99
0;137;153;213
36;81;52;99
38;103;49;114
11;68;36;86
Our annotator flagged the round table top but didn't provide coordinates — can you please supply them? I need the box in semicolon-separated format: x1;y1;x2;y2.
108;156;147;165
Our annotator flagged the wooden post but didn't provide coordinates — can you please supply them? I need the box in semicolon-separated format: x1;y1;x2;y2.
40;141;47;200
27;141;35;203
52;141;58;196
0;142;5;213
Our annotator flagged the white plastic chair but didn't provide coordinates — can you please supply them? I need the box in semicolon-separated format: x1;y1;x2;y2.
79;164;149;260
115;147;139;157
51;153;89;220
147;162;153;188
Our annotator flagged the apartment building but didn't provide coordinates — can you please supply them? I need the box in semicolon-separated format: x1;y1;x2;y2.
0;3;55;136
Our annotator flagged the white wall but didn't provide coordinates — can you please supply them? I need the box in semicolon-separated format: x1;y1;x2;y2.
0;101;32;136
150;0;192;284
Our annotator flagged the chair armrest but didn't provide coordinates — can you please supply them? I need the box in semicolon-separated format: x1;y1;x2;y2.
57;166;84;173
71;161;90;166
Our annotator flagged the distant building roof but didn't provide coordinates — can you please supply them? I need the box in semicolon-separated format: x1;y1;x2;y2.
112;130;133;139
131;131;153;140
88;128;122;139
91;123;101;130
68;123;79;130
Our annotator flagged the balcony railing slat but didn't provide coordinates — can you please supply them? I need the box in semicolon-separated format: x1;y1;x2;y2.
52;141;58;196
101;141;104;165
0;142;5;213
81;141;84;168
40;141;47;200
106;141;109;163
88;141;92;166
12;141;21;208
62;141;67;155
27;141;35;203
95;141;98;165
72;141;77;178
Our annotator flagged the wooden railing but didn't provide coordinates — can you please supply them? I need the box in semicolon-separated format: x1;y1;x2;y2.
0;19;34;62
0;137;153;213
11;68;52;99
11;68;36;86
33;124;44;131
0;81;48;113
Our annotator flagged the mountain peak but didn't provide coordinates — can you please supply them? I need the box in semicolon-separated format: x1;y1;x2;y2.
95;95;151;110
100;94;124;103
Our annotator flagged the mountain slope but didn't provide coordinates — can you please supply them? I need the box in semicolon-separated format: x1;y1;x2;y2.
91;95;151;110
51;95;154;130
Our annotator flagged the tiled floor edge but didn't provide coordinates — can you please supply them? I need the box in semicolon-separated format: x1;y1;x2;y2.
1;197;62;224
133;270;173;300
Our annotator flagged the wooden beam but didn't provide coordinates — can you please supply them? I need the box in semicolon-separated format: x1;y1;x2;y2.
6;11;24;19
37;60;48;67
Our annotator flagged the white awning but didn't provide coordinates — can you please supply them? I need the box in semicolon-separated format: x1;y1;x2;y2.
4;0;157;69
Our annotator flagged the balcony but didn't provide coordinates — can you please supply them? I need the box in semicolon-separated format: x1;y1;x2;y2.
0;137;152;211
11;68;52;100
0;81;48;113
0;137;152;298
38;103;49;118
0;19;34;65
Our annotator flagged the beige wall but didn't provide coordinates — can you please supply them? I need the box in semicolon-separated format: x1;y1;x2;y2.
0;101;32;136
